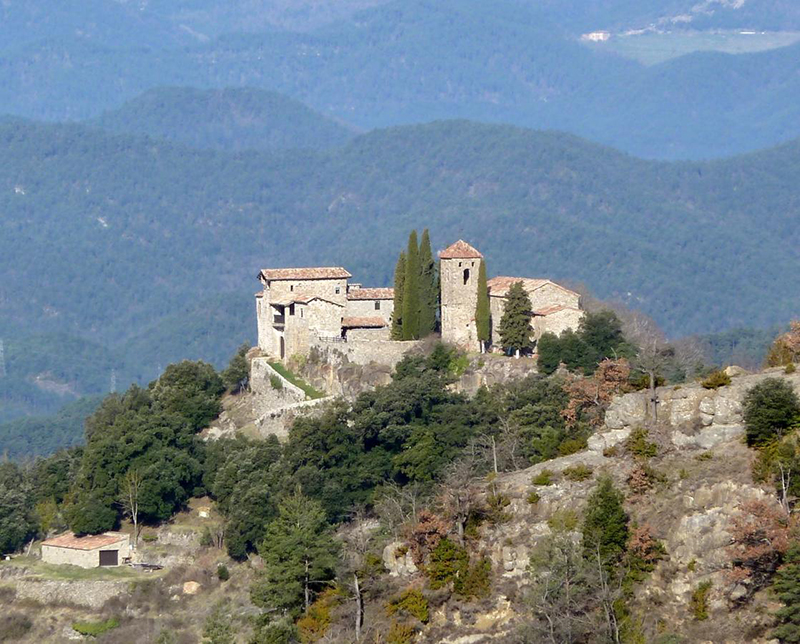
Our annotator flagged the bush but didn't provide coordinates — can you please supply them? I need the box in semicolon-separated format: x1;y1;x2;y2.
557;436;588;456
269;375;283;391
426;538;469;590
72;617;120;637
531;470;554;486
0;613;32;641
216;563;230;581
485;493;512;524
297;588;339;642
527;490;541;505
701;370;731;389
743;378;800;446
386;588;429;623
625;428;658;460
690;581;712;620
142;532;158;543
455;556;492;599
387;621;416;644
788;363;797;375
562;464;593;482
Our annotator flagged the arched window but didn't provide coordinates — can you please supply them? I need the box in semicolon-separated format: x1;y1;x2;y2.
463;268;470;285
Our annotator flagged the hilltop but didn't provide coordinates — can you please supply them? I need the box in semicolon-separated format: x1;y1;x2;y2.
1;117;799;418
90;87;356;152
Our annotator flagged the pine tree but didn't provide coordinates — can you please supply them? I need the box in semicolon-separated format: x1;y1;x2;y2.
774;543;800;643
475;260;490;352
418;229;438;336
391;252;406;340
402;231;420;340
497;281;533;356
251;490;340;614
582;476;629;568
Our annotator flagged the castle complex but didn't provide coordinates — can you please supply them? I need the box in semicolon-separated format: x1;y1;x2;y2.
256;240;584;360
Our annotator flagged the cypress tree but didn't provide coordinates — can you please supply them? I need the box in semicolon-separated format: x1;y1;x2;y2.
391;251;406;340
497;281;533;356
418;229;438;336
402;231;420;340
475;260;490;351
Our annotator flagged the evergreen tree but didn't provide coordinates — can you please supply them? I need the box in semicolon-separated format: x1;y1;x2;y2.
582;476;629;568
497;281;533;355
402;231;421;340
203;601;236;644
391;252;406;340
536;332;561;374
251;489;339;615
418;229;438;336
475;260;490;351
773;543;800;643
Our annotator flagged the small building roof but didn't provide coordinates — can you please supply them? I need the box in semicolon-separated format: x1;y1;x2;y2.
259;267;352;281
535;304;582;316
439;240;484;260
487;276;578;299
347;287;395;300
342;316;387;328
42;532;127;551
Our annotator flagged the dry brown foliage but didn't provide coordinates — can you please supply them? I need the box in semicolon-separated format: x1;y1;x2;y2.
726;499;794;601
405;510;450;567
766;321;800;367
562;358;631;428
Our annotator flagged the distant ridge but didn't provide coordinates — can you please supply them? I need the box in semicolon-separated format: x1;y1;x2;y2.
89;87;357;152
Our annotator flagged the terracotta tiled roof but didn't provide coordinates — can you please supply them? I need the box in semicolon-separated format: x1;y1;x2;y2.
487;276;549;297
347;287;394;300
535;304;583;316
439;240;484;259
259;267;352;281
42;532;127;551
342;316;387;328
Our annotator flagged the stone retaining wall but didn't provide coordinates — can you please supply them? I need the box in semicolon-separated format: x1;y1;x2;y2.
254;398;331;439
15;579;129;609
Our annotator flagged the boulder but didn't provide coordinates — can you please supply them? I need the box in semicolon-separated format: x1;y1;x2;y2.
182;581;201;595
382;542;418;577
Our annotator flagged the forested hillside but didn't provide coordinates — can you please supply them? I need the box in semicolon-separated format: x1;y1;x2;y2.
2;0;800;157
1;117;799;420
91;87;356;152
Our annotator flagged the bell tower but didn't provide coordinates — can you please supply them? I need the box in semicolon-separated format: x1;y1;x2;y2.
439;240;483;351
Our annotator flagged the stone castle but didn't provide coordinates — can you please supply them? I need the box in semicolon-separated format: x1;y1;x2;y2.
256;240;584;361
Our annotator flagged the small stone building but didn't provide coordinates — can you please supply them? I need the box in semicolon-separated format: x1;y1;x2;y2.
41;532;131;568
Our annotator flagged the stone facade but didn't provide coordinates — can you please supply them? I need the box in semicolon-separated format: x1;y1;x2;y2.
41;532;131;569
255;239;584;361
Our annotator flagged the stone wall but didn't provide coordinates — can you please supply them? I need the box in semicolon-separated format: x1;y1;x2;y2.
250;358;307;413
440;256;481;351
534;306;584;338
254;398;331;439
346;326;391;342
311;337;423;368
15;579;129;609
346;298;394;323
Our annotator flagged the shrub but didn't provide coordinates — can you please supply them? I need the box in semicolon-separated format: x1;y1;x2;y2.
216;564;230;581
531;470;554;486
694;451;713;461
625;428;658;460
485;493;512;524
426;538;468;590
690;581;712;620
787;363;797;375
527;490;541;505
455;557;492;599
297;588;339;643
387;621;416;644
743;378;800;447
72;617;120;637
557;436;588;456
0;613;32;641
386;589;429;623
142;532;158;543
562;464;593;482
627;464;667;496
547;508;579;532
701;370;731;389
269;374;283;391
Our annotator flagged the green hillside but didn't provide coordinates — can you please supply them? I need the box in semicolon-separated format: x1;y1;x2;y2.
2;0;800;157
90;87;356;152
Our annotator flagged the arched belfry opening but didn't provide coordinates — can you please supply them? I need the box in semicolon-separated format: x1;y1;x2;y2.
463;268;470;285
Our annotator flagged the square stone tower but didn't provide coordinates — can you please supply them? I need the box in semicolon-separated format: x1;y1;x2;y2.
439;240;484;352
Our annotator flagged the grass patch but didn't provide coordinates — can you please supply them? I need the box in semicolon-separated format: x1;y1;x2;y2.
0;557;161;582
267;361;325;399
72;617;120;637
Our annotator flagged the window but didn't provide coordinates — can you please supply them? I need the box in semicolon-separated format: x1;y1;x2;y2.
300;308;304;318
463;268;470;285
459;261;462;267
375;301;381;311
289;304;295;316
290;285;294;292
335;286;341;294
